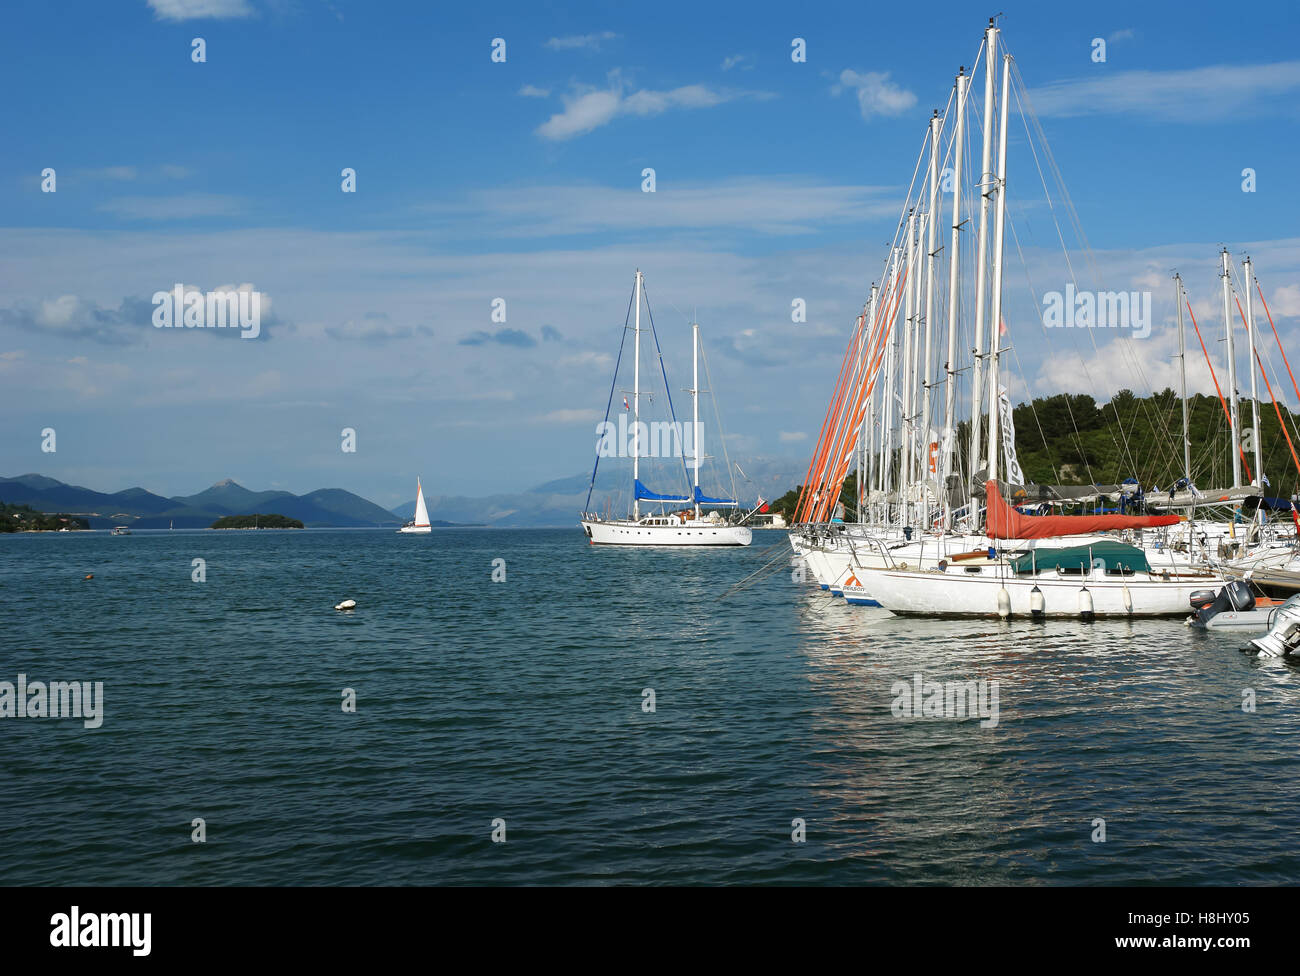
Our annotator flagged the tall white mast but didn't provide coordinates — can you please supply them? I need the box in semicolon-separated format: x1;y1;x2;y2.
900;210;917;527
986;51;1011;488
1244;255;1263;492
920;109;942;519
1221;248;1241;488
633;269;643;518
1175;273;1191;482
855;308;864;519
865;284;879;522
908;208;927;517
692;319;700;520
881;246;901;503
941;67;968;529
968;20;999;518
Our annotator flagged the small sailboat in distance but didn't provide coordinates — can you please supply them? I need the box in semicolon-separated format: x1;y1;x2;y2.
398;477;433;534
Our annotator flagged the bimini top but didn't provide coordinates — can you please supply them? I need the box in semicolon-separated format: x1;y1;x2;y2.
1010;541;1151;575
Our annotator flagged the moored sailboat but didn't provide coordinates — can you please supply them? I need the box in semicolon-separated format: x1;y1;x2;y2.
581;271;752;547
785;19;1235;616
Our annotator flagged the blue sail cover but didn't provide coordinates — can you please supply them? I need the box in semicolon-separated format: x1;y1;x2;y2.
693;486;738;507
634;479;691;503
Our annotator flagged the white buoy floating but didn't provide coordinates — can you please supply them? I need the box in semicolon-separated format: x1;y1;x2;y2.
1078;586;1094;621
1029;585;1045;620
334;599;357;611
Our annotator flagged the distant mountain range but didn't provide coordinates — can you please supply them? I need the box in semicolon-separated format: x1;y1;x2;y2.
390;457;805;528
4;456;805;531
0;474;423;529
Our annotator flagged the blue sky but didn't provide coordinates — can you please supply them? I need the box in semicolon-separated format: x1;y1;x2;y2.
2;0;1299;504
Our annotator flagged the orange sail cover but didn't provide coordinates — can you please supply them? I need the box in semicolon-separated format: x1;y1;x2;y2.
984;480;1181;540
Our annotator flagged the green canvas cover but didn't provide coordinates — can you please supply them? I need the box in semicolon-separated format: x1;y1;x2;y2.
1010;540;1150;575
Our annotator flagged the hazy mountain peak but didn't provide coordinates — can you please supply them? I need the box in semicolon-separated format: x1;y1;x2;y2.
4;472;402;528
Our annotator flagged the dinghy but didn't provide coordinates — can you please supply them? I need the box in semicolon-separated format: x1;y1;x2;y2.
1187;582;1280;631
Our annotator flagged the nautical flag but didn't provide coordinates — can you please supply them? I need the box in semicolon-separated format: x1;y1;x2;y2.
1262;473;1271;487
757;495;769;513
999;316;1008;336
998;386;1025;486
623;396;629;410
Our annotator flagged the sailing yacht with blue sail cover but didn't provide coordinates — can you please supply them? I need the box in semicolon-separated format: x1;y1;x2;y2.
581;271;752;547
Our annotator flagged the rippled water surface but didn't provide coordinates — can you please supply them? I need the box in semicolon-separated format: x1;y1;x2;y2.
2;527;1298;885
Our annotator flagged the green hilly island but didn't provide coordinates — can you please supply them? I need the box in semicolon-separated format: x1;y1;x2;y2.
210;514;304;529
1;502;88;532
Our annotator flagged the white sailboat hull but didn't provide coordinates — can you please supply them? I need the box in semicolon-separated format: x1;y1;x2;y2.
397;525;431;534
864;567;1222;618
582;518;751;547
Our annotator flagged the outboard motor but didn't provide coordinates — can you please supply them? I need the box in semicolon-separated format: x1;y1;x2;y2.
1248;594;1300;657
1190;581;1255;625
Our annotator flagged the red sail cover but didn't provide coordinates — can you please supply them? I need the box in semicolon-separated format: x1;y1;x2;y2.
984;480;1181;540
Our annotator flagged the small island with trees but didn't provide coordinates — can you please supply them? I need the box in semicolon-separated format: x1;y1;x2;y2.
1;502;88;532
209;513;304;529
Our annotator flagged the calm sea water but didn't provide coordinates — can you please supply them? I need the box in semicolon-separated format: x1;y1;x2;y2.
1;527;1298;886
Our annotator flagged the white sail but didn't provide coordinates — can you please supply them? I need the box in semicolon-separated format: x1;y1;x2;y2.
413;480;430;527
399;477;433;533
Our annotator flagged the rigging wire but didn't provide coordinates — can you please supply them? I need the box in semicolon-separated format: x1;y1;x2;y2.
584;281;637;512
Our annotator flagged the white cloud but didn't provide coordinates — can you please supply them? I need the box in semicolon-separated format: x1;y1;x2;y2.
0;293;154;345
79;166;137;182
534;408;602;425
518;84;551;98
832;69;917;121
544;32;618;51
1035;329;1182;400
97;193;243;220
325;313;432;342
1028;61;1300;121
146;0;255;20
537;89;622;140
429;179;901;237
721;55;746;71
74;165;191;184
779;431;807;442
536;78;770;140
558;350;614;370
1107;28;1136;43
1271;284;1300;317
3;222;1296;498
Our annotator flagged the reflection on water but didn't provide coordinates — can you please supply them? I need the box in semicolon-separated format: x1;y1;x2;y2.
0;528;1296;885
